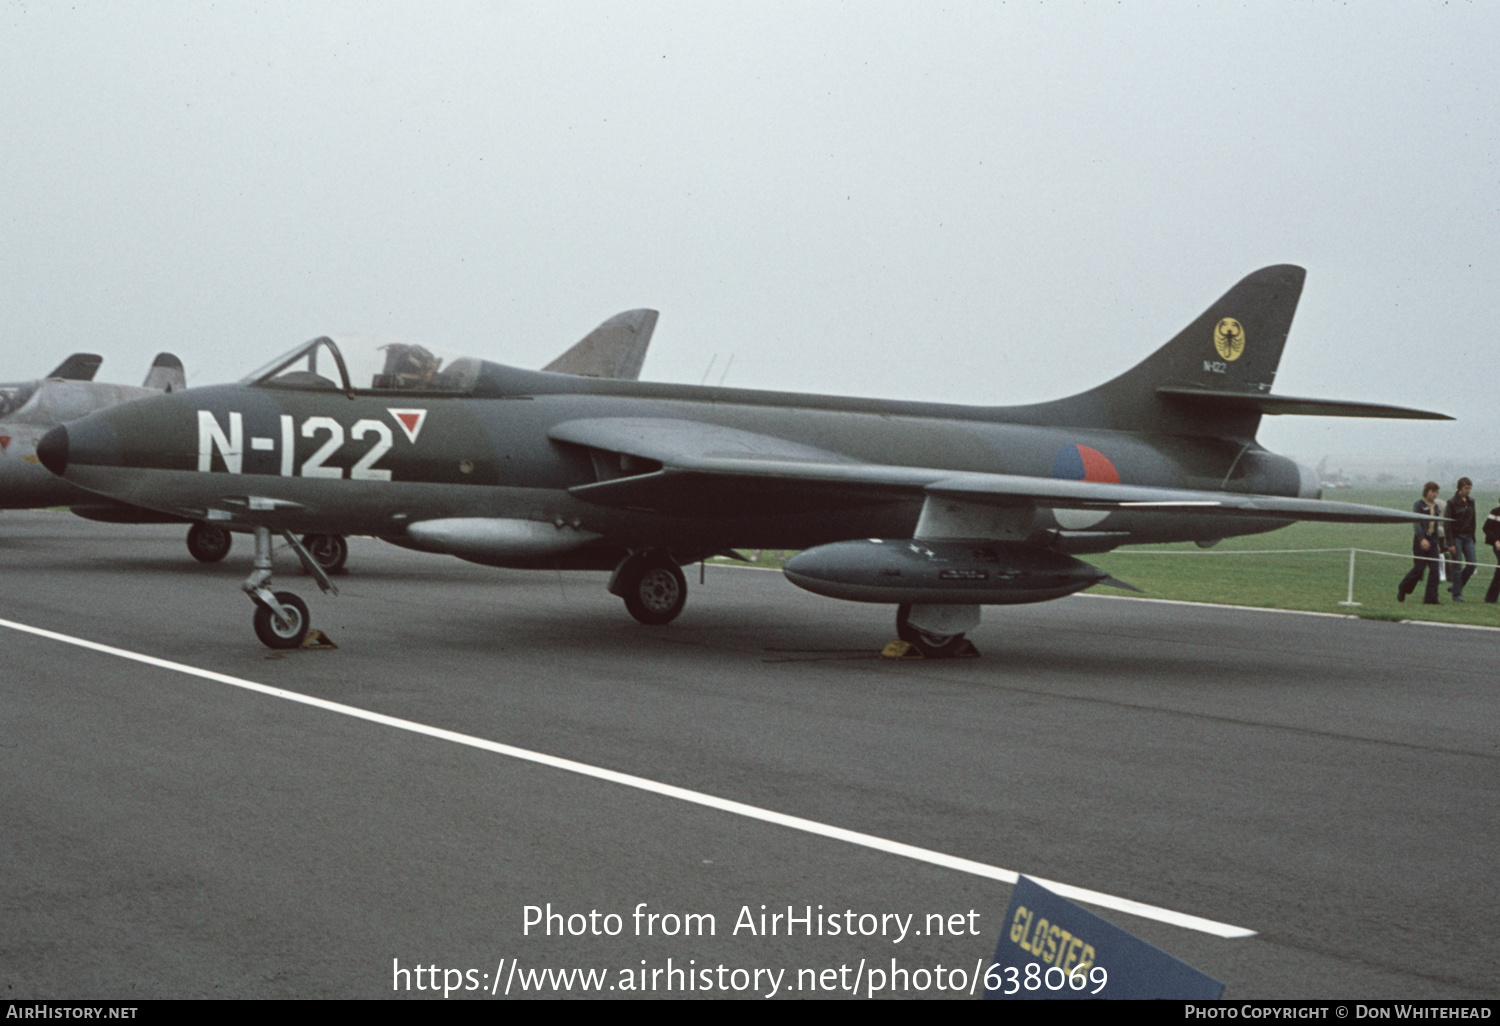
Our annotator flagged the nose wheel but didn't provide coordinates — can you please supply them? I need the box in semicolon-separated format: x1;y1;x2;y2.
253;591;310;649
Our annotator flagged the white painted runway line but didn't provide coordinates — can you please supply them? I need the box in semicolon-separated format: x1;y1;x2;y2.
2;616;1256;939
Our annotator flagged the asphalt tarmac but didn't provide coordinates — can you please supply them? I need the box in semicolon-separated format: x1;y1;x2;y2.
1;511;1495;1000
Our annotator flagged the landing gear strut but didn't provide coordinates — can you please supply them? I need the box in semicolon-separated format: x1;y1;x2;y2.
242;526;338;649
611;550;688;625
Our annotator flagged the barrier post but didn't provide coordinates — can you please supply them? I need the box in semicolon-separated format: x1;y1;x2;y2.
1338;548;1361;607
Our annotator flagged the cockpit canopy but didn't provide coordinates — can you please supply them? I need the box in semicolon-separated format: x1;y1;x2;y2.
0;381;39;419
242;336;483;395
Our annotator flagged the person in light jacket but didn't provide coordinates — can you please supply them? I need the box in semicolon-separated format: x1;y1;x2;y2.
1397;482;1443;605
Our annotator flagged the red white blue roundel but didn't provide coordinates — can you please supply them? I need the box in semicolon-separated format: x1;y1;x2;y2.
1051;444;1119;483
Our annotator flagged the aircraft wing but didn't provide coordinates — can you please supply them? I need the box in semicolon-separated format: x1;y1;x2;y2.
552;417;880;516
551;417;1435;524
918;474;1431;522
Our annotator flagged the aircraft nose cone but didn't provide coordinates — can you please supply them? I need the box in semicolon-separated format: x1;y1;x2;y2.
36;425;69;477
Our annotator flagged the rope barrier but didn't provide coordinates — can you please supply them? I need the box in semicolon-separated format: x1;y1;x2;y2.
1106;546;1483;563
1103;547;1353;556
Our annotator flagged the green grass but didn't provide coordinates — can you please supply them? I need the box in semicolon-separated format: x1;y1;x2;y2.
710;490;1500;627
1089;489;1498;626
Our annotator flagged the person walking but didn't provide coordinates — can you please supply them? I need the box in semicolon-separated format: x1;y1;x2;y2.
1447;477;1478;601
1398;482;1444;604
1484;498;1500;603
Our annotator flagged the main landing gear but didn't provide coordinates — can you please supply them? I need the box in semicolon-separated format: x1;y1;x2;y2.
894;603;978;658
242;526;338;649
186;522;232;563
187;523;349;575
610;549;688;625
300;533;349;574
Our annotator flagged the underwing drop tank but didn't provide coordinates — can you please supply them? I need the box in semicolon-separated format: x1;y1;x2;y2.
783;539;1113;605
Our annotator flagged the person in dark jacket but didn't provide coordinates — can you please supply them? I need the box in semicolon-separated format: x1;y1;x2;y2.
1484;499;1500;603
1398;482;1444;604
1446;477;1478;601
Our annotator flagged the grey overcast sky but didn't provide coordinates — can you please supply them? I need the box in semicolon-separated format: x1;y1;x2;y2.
3;2;1495;469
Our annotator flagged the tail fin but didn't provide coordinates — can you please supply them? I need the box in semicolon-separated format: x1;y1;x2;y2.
1045;265;1305;439
1024;265;1447;438
47;353;104;381
544;309;658;380
142;353;186;392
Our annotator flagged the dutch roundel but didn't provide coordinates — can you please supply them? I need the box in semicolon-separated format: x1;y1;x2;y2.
1051;444;1120;483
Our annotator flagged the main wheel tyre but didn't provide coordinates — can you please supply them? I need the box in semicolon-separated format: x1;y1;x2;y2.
301;533;349;574
186;522;232;563
253;591;310;649
895;603;967;658
622;560;688;625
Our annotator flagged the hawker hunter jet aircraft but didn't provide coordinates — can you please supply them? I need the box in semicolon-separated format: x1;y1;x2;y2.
38;266;1445;652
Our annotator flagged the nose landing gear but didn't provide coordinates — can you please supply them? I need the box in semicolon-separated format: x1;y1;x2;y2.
242;527;338;649
253;591;310;649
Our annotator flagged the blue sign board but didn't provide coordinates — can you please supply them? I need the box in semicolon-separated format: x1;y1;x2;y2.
985;876;1225;1000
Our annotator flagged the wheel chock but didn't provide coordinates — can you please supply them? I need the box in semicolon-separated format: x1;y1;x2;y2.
299;629;338;650
880;639;981;660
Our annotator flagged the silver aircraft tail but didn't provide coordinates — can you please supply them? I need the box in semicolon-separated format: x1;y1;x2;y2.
142;353;185;392
544;309;658;380
46;353;104;381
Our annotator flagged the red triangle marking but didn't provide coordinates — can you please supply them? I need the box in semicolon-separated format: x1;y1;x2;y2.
0;435;10;452
387;407;428;444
